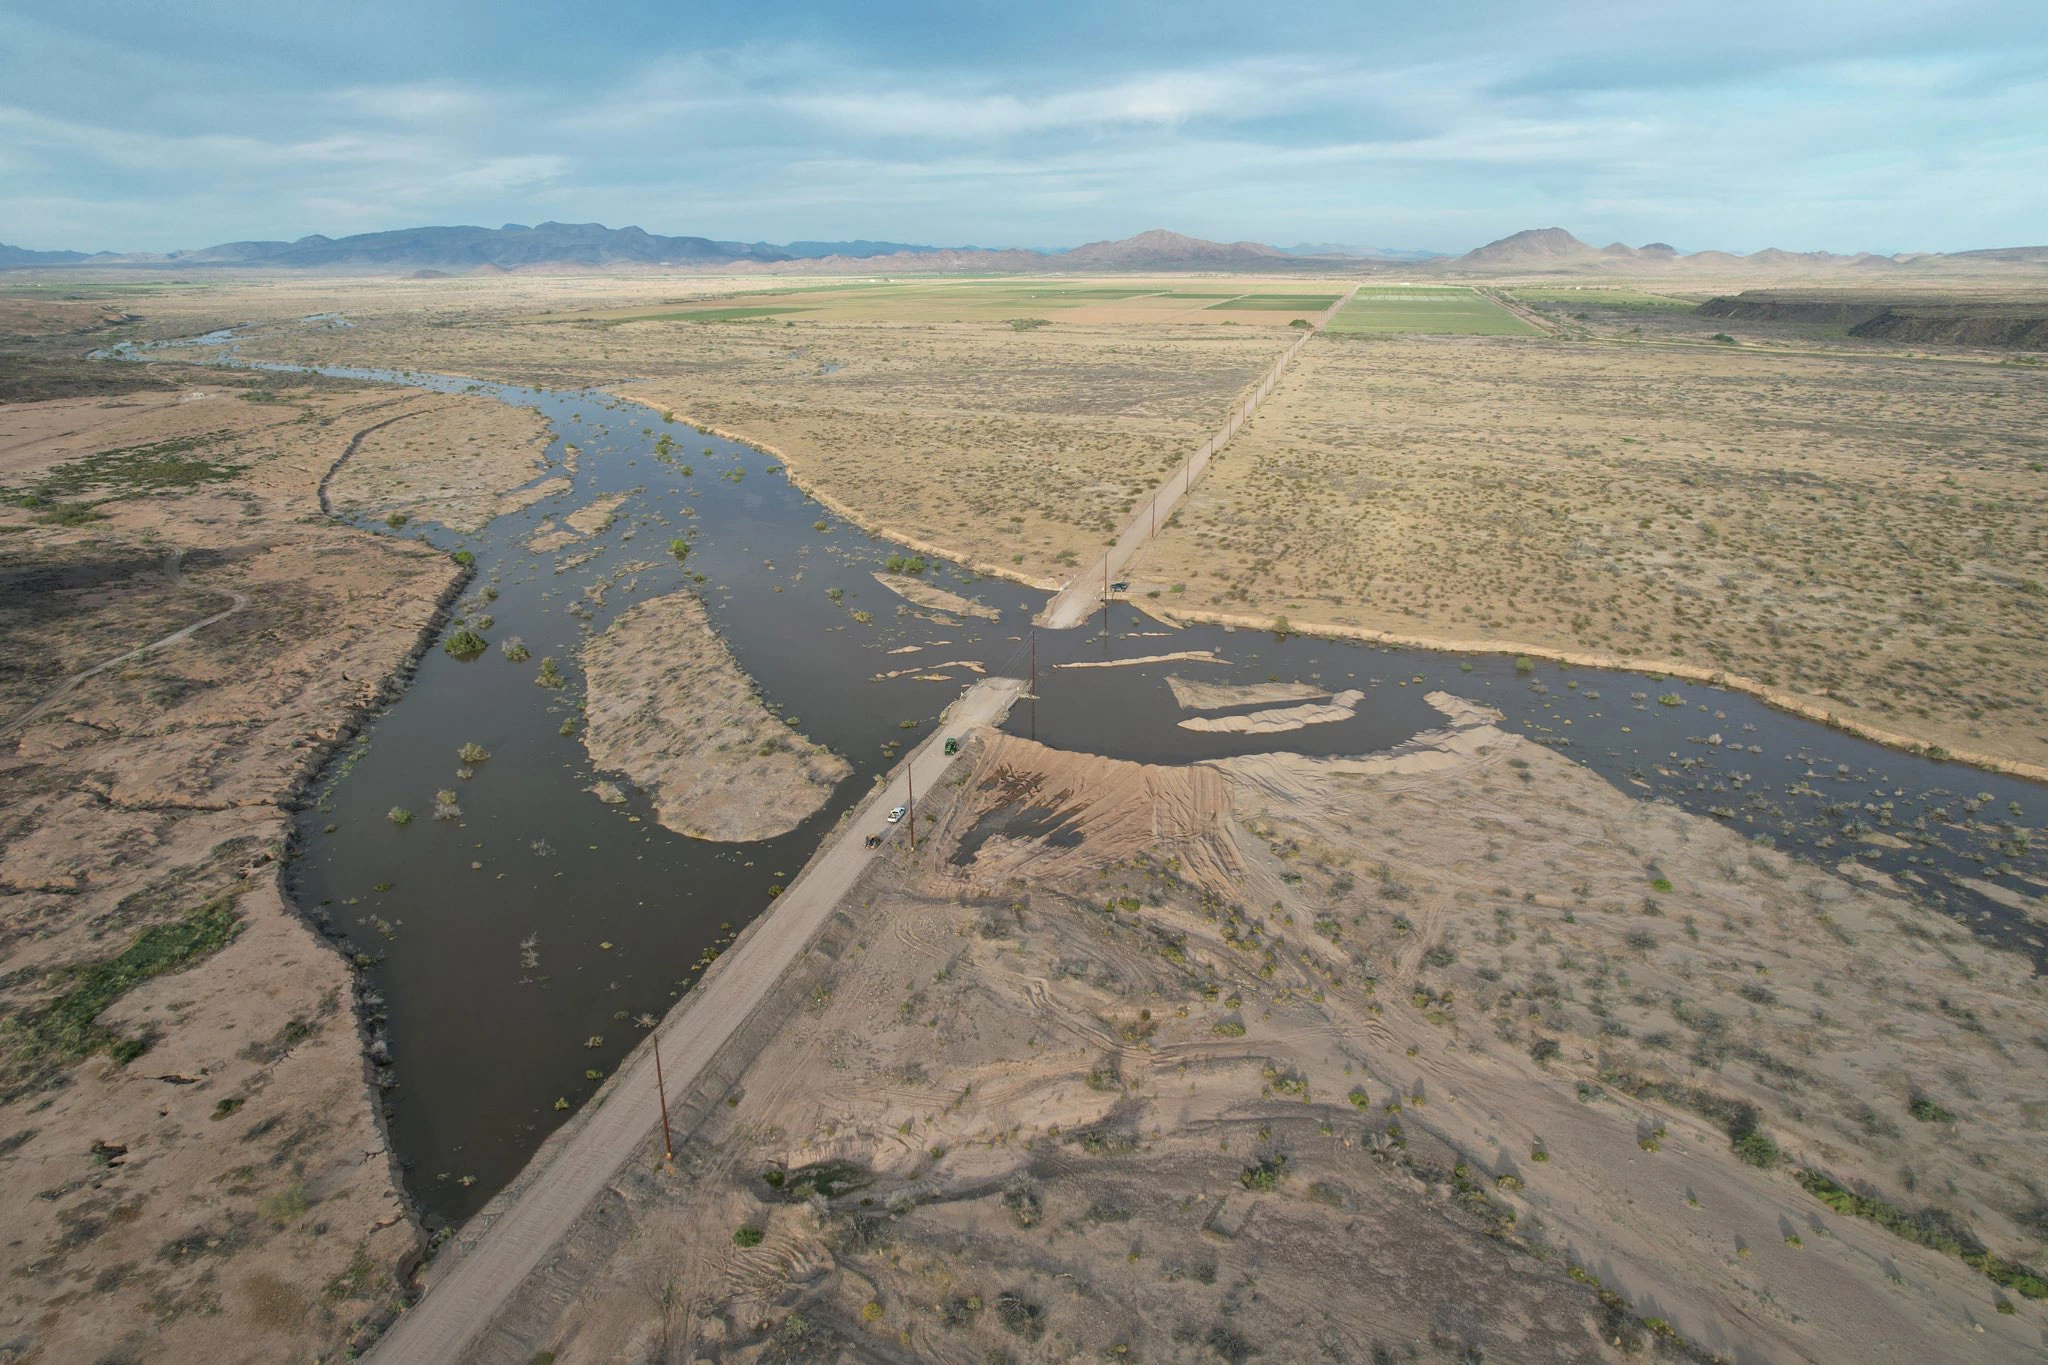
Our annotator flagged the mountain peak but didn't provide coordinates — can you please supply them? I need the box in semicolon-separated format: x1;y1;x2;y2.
1455;228;1594;266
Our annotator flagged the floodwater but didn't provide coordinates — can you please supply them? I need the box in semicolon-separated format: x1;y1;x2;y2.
105;333;2048;1225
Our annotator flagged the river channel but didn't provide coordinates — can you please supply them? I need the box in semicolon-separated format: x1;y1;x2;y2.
107;334;2048;1225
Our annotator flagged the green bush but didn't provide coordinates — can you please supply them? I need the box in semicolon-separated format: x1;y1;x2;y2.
1796;1169;2048;1300
443;627;488;658
733;1224;763;1247
0;897;239;1090
1733;1130;1781;1169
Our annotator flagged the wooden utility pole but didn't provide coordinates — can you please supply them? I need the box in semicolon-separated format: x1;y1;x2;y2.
653;1032;674;1161
906;764;916;851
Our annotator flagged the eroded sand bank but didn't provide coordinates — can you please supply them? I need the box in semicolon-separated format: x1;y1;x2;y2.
1166;675;1327;711
1179;687;1363;733
579;590;850;841
871;571;1001;620
527;492;627;552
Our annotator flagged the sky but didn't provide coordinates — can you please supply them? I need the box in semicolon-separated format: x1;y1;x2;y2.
2;0;2044;255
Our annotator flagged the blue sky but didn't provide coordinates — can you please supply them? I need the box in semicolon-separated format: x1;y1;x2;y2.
3;0;2043;254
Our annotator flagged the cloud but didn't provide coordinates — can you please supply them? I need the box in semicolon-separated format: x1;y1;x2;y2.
0;4;2044;254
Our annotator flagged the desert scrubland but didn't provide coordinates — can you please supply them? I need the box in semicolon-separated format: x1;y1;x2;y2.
0;323;555;1359
203;292;1295;588
9;267;2048;1363
1139;329;2048;771
478;699;2048;1363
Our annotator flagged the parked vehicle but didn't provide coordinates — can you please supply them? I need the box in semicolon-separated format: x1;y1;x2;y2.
886;805;907;824
943;737;959;755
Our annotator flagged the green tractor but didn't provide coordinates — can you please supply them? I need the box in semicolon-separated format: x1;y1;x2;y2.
943;737;960;755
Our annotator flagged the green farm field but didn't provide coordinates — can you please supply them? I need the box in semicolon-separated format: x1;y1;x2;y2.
1205;293;1341;311
1324;286;1537;335
548;277;1345;327
1508;285;1702;312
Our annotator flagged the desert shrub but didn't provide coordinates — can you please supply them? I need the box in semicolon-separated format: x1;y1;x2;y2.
535;657;566;688
1734;1131;1781;1169
262;1179;310;1226
1909;1096;1957;1123
733;1223;763;1247
995;1292;1045;1340
1003;1186;1042;1228
457;742;489;764
387;806;414;826
1239;1154;1288;1191
442;627;487;658
500;636;530;662
1796;1169;2048;1300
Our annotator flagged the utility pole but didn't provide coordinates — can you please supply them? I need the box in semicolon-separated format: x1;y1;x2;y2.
653;1031;674;1161
906;763;916;852
1030;629;1037;742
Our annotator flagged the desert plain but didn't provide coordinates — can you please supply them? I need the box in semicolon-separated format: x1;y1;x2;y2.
2;257;2047;1364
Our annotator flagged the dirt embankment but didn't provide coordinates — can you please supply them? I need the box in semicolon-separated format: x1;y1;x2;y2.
872;570;1001;620
579;590;850;841
466;695;2048;1363
1699;291;2048;350
0;375;524;1361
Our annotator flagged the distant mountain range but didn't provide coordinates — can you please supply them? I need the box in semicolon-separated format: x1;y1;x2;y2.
1445;227;2048;273
2;222;2042;275
0;223;1438;274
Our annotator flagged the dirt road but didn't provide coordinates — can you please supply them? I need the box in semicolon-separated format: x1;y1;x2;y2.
365;675;1026;1364
0;556;248;739
1035;286;1357;630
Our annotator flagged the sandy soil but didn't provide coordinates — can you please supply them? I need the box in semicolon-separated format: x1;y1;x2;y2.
527;492;627;552
1165;676;1328;711
1179;688;1363;733
455;692;2048;1363
579;590;851;841
872;571;1001;621
323;398;557;533
0;373;529;1360
1135;331;2048;772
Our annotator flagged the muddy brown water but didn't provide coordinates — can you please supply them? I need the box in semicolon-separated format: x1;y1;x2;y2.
104;337;2048;1224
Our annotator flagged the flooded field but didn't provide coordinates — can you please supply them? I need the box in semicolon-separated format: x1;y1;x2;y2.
111;335;2048;1226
